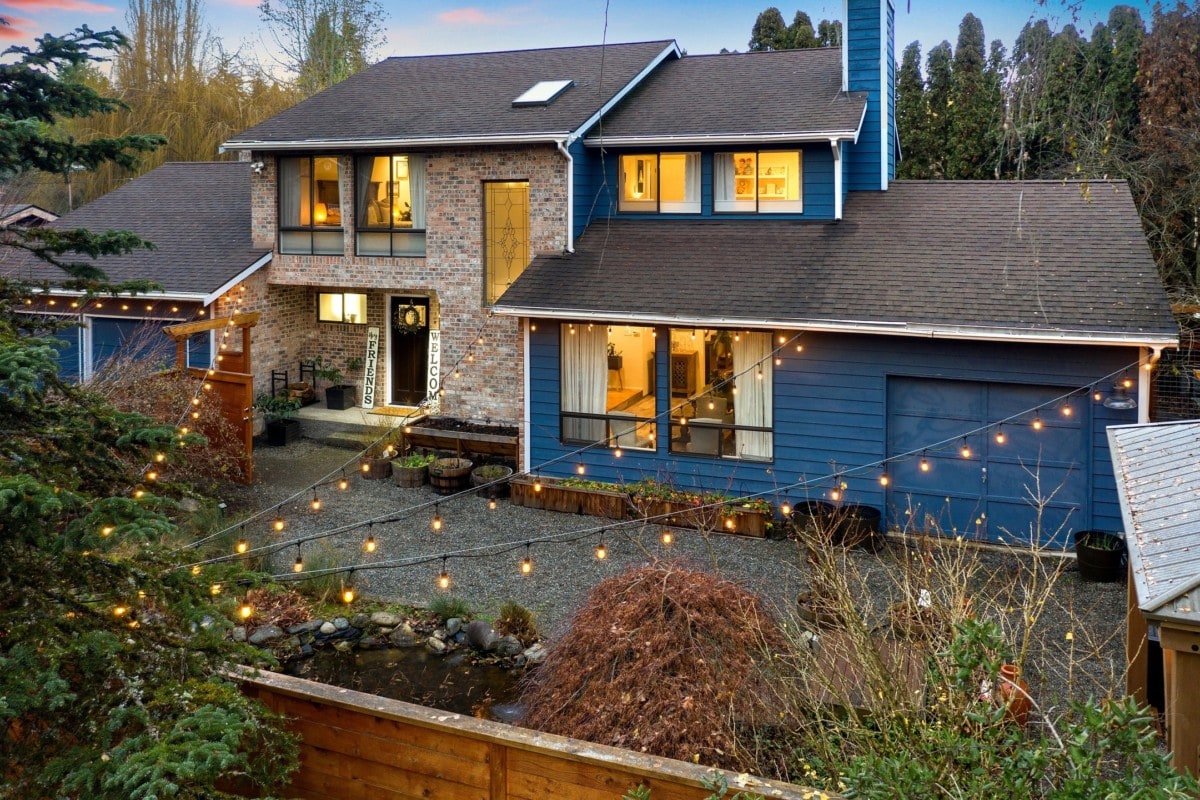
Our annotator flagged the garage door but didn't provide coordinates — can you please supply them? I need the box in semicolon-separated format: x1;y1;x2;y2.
887;377;1088;547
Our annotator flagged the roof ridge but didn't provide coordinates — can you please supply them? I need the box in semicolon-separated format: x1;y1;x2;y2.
377;40;675;62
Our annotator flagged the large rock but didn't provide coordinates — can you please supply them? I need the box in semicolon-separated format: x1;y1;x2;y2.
248;624;285;646
287;619;325;635
495;634;523;658
465;620;499;652
371;611;404;627
522;642;548;665
350;613;370;629
231;626;247;643
319;621;337;635
426;636;447;654
332;617;350;631
388;624;416;647
445;617;463;635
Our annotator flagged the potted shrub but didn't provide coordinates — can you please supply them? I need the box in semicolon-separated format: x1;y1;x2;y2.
470;463;514;499
428;457;473;495
256;393;302;447
313;356;362;410
1073;530;1127;582
393;450;436;488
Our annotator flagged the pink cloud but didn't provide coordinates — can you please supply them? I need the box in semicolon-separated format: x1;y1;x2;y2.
2;0;115;11
437;7;510;26
0;13;34;39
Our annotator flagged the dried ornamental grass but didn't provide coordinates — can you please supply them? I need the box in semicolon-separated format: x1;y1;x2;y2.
520;561;785;770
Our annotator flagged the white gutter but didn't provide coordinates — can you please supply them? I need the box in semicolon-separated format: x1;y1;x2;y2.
221;132;578;153
490;305;1179;348
203;252;273;306
583;130;861;147
33;286;208;302
831;139;843;220
567;42;682;147
1137;346;1164;424
522;320;532;471
555;139;575;253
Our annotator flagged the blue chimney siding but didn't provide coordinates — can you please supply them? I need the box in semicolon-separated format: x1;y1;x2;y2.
844;0;894;191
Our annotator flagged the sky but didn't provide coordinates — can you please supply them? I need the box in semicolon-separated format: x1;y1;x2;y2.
0;0;1160;65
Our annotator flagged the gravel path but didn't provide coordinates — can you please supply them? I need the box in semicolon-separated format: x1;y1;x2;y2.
221;439;1129;707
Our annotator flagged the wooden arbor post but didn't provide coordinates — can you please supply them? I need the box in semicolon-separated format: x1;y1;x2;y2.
163;312;261;483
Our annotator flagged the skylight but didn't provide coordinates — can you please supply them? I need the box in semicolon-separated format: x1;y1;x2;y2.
513;80;574;107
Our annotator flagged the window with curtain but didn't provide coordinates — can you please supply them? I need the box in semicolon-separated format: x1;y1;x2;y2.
355;154;426;257
560;323;656;449
667;328;772;460
714;151;802;214
279;156;344;255
619;152;700;213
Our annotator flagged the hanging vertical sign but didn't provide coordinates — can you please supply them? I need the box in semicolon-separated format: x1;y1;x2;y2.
361;326;380;409
426;328;441;413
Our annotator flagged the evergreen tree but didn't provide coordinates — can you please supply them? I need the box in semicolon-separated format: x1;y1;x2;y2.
816;18;842;47
896;41;931;179
787;10;819;49
0;28;298;797
947;13;997;178
749;6;789;51
1003;19;1054;177
923;41;954;178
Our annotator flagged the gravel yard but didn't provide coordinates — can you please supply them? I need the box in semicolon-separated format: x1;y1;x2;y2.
223;439;1129;709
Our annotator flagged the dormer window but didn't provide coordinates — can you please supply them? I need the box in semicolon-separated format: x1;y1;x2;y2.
619;153;700;214
355;155;426;257
279;156;344;254
714;151;802;213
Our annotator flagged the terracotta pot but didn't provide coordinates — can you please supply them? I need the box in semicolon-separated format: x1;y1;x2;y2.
998;663;1031;726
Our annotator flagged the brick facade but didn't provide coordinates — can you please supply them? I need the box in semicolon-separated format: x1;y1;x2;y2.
243;144;568;427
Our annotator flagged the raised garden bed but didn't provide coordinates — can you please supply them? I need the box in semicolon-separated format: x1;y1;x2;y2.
510;476;629;519
402;416;519;460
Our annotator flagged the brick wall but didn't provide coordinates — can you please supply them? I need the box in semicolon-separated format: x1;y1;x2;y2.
245;145;566;427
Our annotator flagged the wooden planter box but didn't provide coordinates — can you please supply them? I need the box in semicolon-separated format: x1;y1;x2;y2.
402;419;518;460
631;498;769;538
510;477;629;519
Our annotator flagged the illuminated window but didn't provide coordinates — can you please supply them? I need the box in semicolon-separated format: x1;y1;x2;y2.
355;155;426;257
317;292;367;324
279;156;344;254
484;181;529;305
619;153;700;213
561;323;656;450
714;151;802;213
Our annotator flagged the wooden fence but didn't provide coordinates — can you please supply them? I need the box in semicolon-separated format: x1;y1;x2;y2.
237;669;830;800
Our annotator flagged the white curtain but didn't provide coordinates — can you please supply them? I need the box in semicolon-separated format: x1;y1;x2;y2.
408;155;426;229
280;157;303;225
561;324;607;442
713;153;735;209
732;331;772;459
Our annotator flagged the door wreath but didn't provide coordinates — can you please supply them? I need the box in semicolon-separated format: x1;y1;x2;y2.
393;303;425;334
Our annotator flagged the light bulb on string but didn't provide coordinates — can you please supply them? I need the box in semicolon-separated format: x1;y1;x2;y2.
879;473;890;487
191;564;202;576
533;472;542;493
341;571;356;605
995;425;1006;444
235;528;249;554
431;505;443;532
919;452;931;472
487;494;497;511
613;445;623;458
1092;385;1103;403
240;601;253;620
520;543;533;575
210;582;222;596
437;557;451;590
960;438;971;458
1122;375;1134;390
363;522;377;553
338;472;350;491
723;516;736;531
101;525;115;537
595;532;608;560
829;482;842;502
780;499;792;516
775;357;782;366
1060;402;1073;417
113;605;128;617
661;529;674;546
311;492;321;511
1032;414;1043;431
293;546;304;573
576;462;586;475
273;514;286;532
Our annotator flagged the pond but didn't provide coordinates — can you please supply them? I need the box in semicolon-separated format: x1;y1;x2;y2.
283;646;524;722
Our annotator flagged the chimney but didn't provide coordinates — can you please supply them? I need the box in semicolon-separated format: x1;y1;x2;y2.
843;0;896;192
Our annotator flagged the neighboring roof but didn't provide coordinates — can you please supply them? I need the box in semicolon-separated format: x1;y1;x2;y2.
1108;421;1200;626
584;48;866;145
0;162;270;302
495;180;1177;345
224;41;679;150
0;203;57;227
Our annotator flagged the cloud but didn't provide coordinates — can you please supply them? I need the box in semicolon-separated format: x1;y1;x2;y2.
436;7;511;26
0;14;34;39
2;0;115;11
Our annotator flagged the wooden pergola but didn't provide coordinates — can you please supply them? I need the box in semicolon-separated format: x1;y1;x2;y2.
163;312;260;483
1109;421;1200;778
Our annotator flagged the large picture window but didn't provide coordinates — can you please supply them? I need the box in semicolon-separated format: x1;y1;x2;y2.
279;156;344;254
317;292;367;324
619;153;700;213
560;323;656;450
714;151;802;214
667;328;773;460
356;154;426;257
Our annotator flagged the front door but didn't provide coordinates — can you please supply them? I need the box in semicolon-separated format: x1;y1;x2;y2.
389;296;430;405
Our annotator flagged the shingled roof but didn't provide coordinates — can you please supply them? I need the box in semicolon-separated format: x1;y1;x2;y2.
495;180;1177;345
585;48;865;145
0;161;269;301
225;41;678;149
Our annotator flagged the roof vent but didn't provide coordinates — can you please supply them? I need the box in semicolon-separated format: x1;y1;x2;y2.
513;79;574;107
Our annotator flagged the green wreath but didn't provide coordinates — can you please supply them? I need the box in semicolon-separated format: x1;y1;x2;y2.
393;303;424;334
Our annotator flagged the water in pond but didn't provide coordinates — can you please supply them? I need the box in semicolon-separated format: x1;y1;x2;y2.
284;647;523;722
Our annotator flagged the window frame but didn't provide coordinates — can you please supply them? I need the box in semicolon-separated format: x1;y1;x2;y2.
278;155;345;255
713;150;803;215
483;179;531;306
558;322;658;452
316;292;368;325
618;152;701;214
354;154;427;258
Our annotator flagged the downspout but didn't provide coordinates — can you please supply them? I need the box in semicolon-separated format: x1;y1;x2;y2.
556;138;575;254
831;139;843;221
1138;346;1163;424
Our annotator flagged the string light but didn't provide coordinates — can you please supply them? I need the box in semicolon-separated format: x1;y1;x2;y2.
661;529;674;545
595;532;607;560
191;565;202;575
920;452;930;472
1121;375;1134;390
101;525;115;537
210;582;222;595
1032;414;1043;431
796;344;803;352
533;472;542;493
960;438;971;459
311;492;322;511
487;495;497;510
613;445;623;458
1061;402;1073;417
364;523;377;553
723;516;736;530
154;452;167;463
879;473;890;486
431;505;443;532
338;473;350;491
235;530;249;554
438;557;450;590
520;543;533;575
1092;386;1103;403
995;425;1006;444
829;482;842;502
293;546;304;573
341;571;356;605
240;601;253;619
113;605;128;617
780;499;792;516
273;514;286;532
576;462;586;475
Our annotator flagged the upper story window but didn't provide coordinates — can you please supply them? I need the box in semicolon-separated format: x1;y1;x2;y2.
619;153;700;213
355;155;426;257
484;180;530;305
279;156;344;255
714;151;802;214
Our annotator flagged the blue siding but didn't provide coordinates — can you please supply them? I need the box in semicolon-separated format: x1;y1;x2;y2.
571;140;612;239
886;0;896;182
528;323;1137;547
844;0;886;191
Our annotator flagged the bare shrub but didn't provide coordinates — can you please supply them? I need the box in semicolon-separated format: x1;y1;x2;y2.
520;561;785;770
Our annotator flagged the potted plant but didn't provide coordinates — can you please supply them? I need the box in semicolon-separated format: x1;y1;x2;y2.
428;457;473;495
393;450;436;488
313;355;363;410
470;463;514;499
256;393;302;447
1073;530;1127;582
